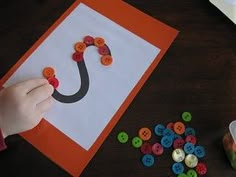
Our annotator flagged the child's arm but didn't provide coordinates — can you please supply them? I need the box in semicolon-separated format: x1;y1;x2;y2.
0;78;54;150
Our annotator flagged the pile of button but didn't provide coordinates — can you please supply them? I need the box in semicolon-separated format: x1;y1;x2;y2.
117;112;207;176
42;36;113;89
72;36;113;66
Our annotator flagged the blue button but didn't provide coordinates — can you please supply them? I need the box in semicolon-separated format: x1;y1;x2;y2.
154;124;165;136
185;127;196;136
142;154;155;167
163;128;175;139
194;145;205;158
172;162;184;175
174;134;182;140
161;136;173;148
184;142;195;154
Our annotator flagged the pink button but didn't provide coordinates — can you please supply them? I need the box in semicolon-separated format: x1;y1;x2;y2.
140;142;152;154
84;36;94;46
166;122;174;130
196;162;207;175
98;45;110;55
152;143;164;156
173;138;185;149
185;135;197;145
72;52;84;62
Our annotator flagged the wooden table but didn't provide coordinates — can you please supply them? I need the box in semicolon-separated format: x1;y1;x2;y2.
0;0;236;176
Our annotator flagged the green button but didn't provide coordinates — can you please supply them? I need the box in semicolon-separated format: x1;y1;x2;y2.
178;173;187;177
187;169;197;177
182;112;192;122
132;137;143;148
117;132;129;143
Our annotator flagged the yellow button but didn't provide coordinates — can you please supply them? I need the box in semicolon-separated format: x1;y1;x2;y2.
43;67;55;78
185;154;198;168
94;37;105;47
138;127;152;141
172;148;185;162
101;55;113;66
174;122;186;135
74;42;86;52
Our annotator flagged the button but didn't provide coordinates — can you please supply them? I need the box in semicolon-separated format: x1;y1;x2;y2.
186;169;197;177
138;127;152;141
43;67;55;78
196;163;207;175
154;124;165;136
163;128;175;138
48;77;59;89
152;143;164;156
142;154;155;167
194;145;205;158
161;136;173;148
172;162;184;175
174;122;186;135
174;134;182;140
185;127;196;136
72;52;84;62
98;45;110;55
184;142;195;154
172;148;185;162
185;135;197;145
132;137;143;148
140;142;152;154
182;112;192;122
173;138;185;149
74;42;86;52
101;55;113;66
94;37;105;47
117;131;128;143
184;154;198;168
83;36;94;46
178;174;187;177
167;122;174;130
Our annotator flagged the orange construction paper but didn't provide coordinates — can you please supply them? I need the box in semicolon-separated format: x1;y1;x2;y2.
0;0;178;176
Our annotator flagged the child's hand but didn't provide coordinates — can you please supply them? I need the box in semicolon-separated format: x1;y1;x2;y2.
0;78;54;138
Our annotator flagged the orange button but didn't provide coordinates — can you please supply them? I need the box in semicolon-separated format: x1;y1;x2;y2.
43;67;55;78
74;42;86;52
138;127;152;141
101;55;113;66
94;37;105;47
173;122;186;135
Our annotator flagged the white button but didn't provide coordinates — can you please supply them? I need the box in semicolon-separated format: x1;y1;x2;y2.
185;154;198;168
172;148;185;162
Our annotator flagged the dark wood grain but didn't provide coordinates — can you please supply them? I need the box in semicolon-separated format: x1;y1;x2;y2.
0;0;236;176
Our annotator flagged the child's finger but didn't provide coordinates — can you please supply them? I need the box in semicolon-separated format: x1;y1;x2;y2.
16;78;48;93
28;84;54;104
36;96;54;114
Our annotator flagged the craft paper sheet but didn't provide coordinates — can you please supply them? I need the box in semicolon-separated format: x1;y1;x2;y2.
1;0;178;175
3;3;160;150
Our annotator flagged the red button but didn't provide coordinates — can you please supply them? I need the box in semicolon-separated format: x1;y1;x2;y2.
140;142;152;154
98;45;110;55
196;163;207;175
185;135;197;145
173;138;185;149
84;36;94;46
152;143;164;156
48;77;59;89
166;122;174;130
72;52;84;62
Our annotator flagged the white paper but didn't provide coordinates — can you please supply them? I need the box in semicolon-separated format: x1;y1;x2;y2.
225;0;236;5
3;3;160;150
